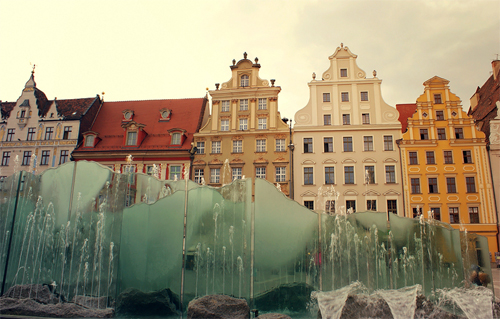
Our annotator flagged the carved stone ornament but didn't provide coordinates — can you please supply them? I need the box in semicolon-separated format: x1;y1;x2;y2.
232;135;243;141
160;108;171;120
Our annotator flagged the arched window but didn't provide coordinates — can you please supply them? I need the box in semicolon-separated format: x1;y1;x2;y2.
240;74;249;87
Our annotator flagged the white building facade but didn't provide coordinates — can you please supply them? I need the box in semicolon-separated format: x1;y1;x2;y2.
293;44;403;215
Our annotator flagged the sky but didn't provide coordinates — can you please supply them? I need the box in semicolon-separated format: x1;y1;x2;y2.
1;0;499;122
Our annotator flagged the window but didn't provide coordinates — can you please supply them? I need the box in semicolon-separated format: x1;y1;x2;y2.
44;127;54;140
385;166;396;183
256;139;266;152
85;135;95;147
434;94;442;104
449;207;459;224
63;126;72;140
304;167;314;185
256;167;266;179
384;136;393;151
436;110;444;120
455;128;464;139
340;69;347;77
233;140;242;153
367;200;376;211
362;113;370;124
325;167;335;184
469;207;479;223
363;136;373;151
276;139;286;152
221;119;229;131
232;167;242;180
343;137;353;152
20;110;26;118
27;128;36;141
387;200;397;215
413;207;422;218
258;118;267;130
324;114;332;125
123;165;136;185
276;167;286;182
258;98;267;110
127;131;138;145
323;93;331;102
409;151;418;165
194;169;204;184
240;75;249;87
411;178;420;194
212;141;221;154
239;118;248;130
344;166;354;184
22;151;31;166
210;168;220;184
6;129;14;141
146;165;156;176
341;92;349;102
446;177;457;193
59;152;70;167
365;166;375;184
428;178;438;193
324;137;333;153
304;138;313;153
360;91;369;101
463;150;472;163
444;151;453;164
0;176;5;191
40;150;50;166
326;200;335;214
340;114;350;126
1;152;10;166
420;129;429;140
426;151;435;164
169;165;182;180
221;100;230;112
239;99;249;111
466;177;476;193
437;128;446;140
196;141;205;154
431;208;441;221
304;201;314;210
346;200;356;213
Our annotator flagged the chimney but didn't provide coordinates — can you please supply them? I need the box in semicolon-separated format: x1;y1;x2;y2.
492;60;500;81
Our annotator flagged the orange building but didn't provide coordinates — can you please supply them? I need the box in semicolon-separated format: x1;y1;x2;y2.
398;76;498;256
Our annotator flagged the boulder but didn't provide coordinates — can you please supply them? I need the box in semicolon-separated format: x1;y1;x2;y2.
116;287;180;316
187;294;249;319
254;283;315;313
1;284;60;304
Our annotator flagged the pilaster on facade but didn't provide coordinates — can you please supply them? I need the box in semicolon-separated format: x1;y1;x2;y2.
399;76;498;257
294;44;402;215
194;53;291;196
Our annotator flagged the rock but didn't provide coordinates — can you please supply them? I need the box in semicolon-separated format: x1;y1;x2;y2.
339;294;393;319
254;283;315;313
116;287;180;316
187;294;249;319
1;284;60;304
72;295;110;309
257;313;292;319
0;297;114;318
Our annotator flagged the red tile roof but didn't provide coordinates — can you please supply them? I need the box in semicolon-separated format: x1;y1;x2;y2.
73;98;207;153
396;103;417;133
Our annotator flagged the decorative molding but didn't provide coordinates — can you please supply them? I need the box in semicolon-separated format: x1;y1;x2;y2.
301;159;316;165
383;189;401;196
343;189;359;196
408;167;420;173
428;196;440;202
426;166;438;172
466;195;479;201
342;158;356;164
411;196;423;202
362;190;381;196
300;190;317;197
447;195;460;202
384;157;398;163
362;157;377;163
322;158;337;164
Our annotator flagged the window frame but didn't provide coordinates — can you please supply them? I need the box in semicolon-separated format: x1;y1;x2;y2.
387;200;397;215
455;128;464;139
127;131;138;146
360;91;369;102
410;178;421;194
59;150;69;165
6;129;15;141
194;169;204;184
324;166;335;185
1;151;11;166
323;137;333;153
437;128;446;140
365;166;375;184
341;92;349;102
276;139;286;152
409;151;418;165
449;207;459;224
256;167;266;179
40;150;50;166
323;93;331;102
428;177;438;194
384;135;394;151
256;139;266;152
344;166;355;184
258;117;267;130
220;119;229;131
210;168;220;184
303;138;313;153
196;141;205;154
463;150;473;163
258;98;267;110
44;127;54;140
363;136;374;151
446;177;457;193
221;100;230;112
239;99;249;111
466;176;476;193
444;150;453;164
362;113;370;124
276;166;286;182
420;129;429;140
385;165;396;184
240;74;249;87
343;137;353;152
232;140;243;153
426;151;435;164
232;167;242;180
22;151;32;166
63;126;72;140
340;68;348;77
239;118;248;131
303;167;314;185
212;141;221;154
323;114;332;125
436;110;444;120
469;207;480;223
434;94;442;104
27;127;36;141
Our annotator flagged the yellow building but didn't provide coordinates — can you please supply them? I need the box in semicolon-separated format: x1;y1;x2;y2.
193;53;291;195
398;76;498;256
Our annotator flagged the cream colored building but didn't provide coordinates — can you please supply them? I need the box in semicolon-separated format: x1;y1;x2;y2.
293;44;403;215
193;53;291;195
0;71;101;179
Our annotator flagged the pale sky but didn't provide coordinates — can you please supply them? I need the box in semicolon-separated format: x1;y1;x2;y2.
1;0;499;121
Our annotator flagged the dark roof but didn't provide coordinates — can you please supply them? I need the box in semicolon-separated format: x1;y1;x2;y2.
73;97;207;153
34;88;51;117
468;68;500;141
1;101;16;119
396;103;417;133
55;97;100;119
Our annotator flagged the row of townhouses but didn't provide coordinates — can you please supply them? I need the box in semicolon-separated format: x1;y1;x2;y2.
1;45;499;256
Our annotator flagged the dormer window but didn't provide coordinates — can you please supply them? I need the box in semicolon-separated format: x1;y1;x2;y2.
126;131;137;145
168;128;186;146
122;109;134;122
160;108;172;121
240;74;249;87
85;135;95;147
172;133;181;145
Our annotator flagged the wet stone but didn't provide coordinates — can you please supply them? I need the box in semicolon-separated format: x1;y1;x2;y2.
116;287;181;316
187;294;249;319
